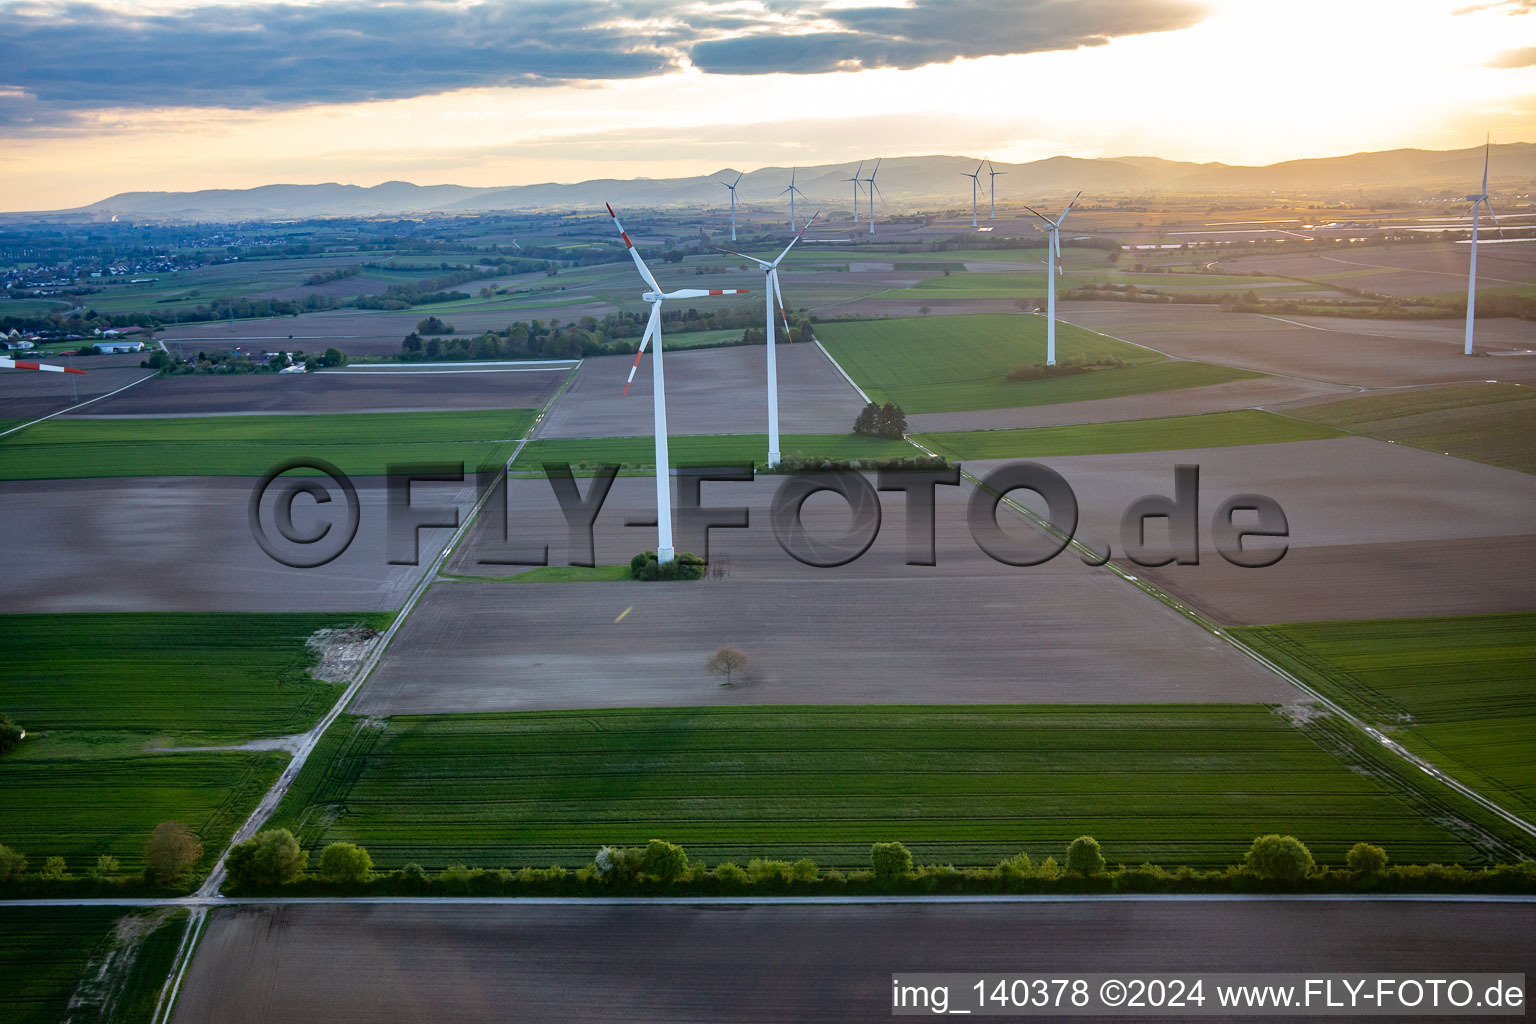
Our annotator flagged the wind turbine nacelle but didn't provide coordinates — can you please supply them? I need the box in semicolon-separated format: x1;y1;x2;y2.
1465;194;1484;202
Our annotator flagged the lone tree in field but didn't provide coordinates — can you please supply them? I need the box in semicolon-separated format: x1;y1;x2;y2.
705;646;748;686
144;822;203;885
1244;834;1315;883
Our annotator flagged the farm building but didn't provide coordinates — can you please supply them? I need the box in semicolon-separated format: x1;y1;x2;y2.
94;340;145;353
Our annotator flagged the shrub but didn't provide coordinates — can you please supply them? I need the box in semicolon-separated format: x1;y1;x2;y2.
1066;836;1106;876
225;829;305;888
997;851;1033;879
0;844;27;881
1245;834;1315;882
714;862;749;886
1036;856;1062;881
642;840;688;882
1346;842;1388;876
747;858;794;885
871;841;913;880
629;550;706;581
318;842;373;884
38;856;69;880
792;858;818;882
144;822;204;885
396;863;429;891
0;714;22;756
93;855;121;879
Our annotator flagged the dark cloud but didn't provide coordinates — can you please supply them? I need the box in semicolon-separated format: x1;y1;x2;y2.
0;0;1210;130
0;0;674;126
689;0;1210;75
1488;45;1536;67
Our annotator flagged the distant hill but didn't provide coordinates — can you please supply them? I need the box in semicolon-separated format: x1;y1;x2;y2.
41;143;1536;220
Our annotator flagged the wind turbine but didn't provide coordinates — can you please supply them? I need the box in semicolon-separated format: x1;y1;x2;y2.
780;167;805;232
712;211;822;467
1022;192;1080;367
720;171;743;242
1462;138;1503;356
608;204;749;562
986;160;1005;219
843;161;865;225
1;357;86;375
962;160;984;228
862;159;882;234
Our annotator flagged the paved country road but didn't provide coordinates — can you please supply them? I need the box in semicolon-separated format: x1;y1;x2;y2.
166;901;1536;1023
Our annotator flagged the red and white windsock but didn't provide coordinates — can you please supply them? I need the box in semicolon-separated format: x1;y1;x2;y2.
607;202;749;563
0;358;86;374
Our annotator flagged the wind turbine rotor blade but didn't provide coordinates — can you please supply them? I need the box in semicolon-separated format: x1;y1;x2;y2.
711;245;769;266
1021;204;1053;226
770;269;795;343
622;306;660;397
1483;137;1490;196
773;210;822;265
1484;201;1504;237
1057;191;1082;223
0;358;86;374
606;202;661;293
661;288;751;299
734;171;743;187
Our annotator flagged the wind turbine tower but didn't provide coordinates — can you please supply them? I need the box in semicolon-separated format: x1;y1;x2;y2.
780;167;806;232
987;160;1005;219
1023;192;1080;367
713;212;822;467
863;159;882;234
720;171;743;242
843;161;865;225
1463;139;1503;356
607;203;749;562
962;160;983;228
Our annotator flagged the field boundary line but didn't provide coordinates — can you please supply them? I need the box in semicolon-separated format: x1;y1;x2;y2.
6;893;1536;909
902;435;1536;855
0;370;160;439
811;338;872;405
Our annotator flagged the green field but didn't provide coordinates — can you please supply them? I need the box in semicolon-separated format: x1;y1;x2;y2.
268;706;1482;870
817;314;1259;413
917;411;1346;460
2;612;393;743
1288;383;1536;473
0;408;536;479
2;748;284;872
515;432;917;472
1237;613;1536;824
0;908;185;1024
441;565;632;583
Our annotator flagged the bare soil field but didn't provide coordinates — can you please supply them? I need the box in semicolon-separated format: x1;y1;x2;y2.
56;365;567;417
0;365;155;421
535;343;865;439
172;902;1536;1024
906;376;1353;433
816;296;1025;318
1057;303;1536;387
358;504;1292;713
978;436;1536;624
156;300;620;358
0;475;469;612
1213;241;1536;296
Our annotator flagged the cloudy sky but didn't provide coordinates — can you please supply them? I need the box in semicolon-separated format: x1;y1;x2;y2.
1;0;1533;210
